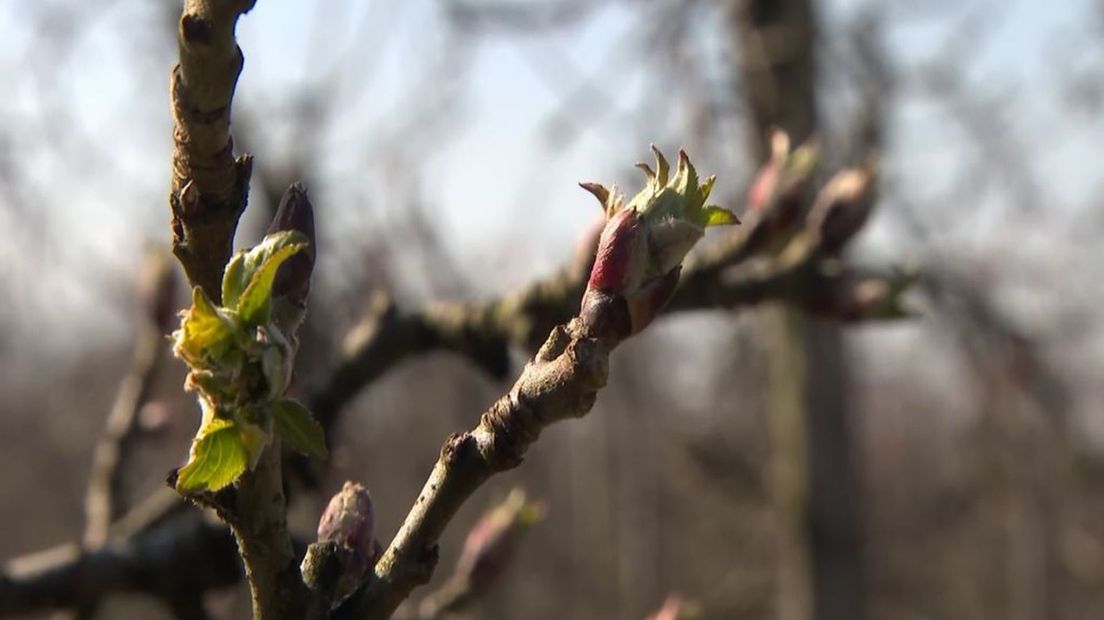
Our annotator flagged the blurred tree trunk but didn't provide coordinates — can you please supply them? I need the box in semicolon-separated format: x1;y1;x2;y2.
726;2;866;619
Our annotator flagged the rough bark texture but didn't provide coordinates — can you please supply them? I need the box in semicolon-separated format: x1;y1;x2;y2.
225;441;310;619
169;0;257;300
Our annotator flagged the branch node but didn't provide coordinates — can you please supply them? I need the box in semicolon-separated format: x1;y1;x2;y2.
180;14;213;46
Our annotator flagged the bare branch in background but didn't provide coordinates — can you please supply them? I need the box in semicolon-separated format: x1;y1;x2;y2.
0;517;239;617
416;489;544;619
83;250;178;549
445;0;598;33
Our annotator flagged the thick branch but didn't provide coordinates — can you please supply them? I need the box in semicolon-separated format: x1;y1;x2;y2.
169;0;257;299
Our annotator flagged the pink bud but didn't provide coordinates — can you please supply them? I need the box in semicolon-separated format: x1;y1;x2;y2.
317;481;374;559
302;481;378;608
742;131;818;257
807;163;876;256
746;159;781;215
587;208;648;295
454;489;543;595
578;147;736;338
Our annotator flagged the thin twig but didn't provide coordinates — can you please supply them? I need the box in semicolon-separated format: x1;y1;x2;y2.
340;309;620;619
334;256;820;618
83;254;176;549
307;237;596;437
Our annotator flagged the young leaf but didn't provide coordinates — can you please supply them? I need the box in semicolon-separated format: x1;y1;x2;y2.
271;398;327;459
222;232;307;310
174;287;238;369
699;205;740;227
175;418;252;493
235;231;310;327
221;252;248;310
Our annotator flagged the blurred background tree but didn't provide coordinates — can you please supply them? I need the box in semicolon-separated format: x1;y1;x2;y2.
0;0;1102;618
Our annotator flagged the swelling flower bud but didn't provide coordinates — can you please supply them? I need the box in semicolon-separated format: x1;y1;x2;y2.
454;488;544;596
317;481;375;555
806;159;877;256
266;183;316;336
741;130;818;257
302;481;378;608
579;147;738;336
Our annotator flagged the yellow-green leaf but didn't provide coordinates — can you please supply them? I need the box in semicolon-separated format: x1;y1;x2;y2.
271;398;327;459
221;252;248;310
235;231;309;327
174;287;238;369
699;205;740;227
175;418;251;493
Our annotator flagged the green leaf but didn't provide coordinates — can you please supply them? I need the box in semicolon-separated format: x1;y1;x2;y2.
271;398;327;459
222;232;307;310
175;418;252;493
174;287;238;369
699;205;740;227
221;252;248;310
234;231;309;327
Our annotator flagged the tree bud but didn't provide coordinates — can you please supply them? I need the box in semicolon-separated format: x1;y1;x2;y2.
579;147;738;336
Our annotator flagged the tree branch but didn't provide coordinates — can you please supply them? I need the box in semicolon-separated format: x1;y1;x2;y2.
308;238;594;435
167;3;312;618
169;0;257;300
340;308;618;619
305;183;893;455
0;517;239;617
221;441;310;618
327;152;899;618
83;252;177;549
331;245;824;618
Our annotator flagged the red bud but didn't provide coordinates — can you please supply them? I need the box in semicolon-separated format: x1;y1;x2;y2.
587;208;647;294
